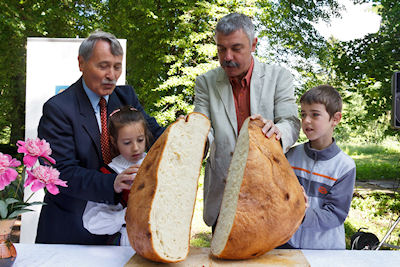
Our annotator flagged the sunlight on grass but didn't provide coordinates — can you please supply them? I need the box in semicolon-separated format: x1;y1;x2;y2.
338;141;400;181
346;191;400;249
191;167;212;246
190;232;211;248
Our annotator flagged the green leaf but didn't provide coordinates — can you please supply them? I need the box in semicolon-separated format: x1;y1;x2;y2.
12;204;29;209
8;208;34;219
16;202;44;209
0;200;8;219
26;201;44;206
5;198;19;205
12;201;44;210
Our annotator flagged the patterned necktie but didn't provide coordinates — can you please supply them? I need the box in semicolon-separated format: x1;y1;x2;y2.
99;97;112;164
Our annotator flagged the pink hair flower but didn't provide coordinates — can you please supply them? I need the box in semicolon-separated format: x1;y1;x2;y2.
0;153;21;190
17;138;56;168
25;165;67;195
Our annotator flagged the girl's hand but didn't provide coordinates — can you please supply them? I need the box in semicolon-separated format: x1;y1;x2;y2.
114;164;140;193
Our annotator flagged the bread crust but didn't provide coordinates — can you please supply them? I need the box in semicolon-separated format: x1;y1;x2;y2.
125;112;210;263
125;121;167;262
214;118;305;259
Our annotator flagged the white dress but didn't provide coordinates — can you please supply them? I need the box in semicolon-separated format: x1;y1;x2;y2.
82;153;145;246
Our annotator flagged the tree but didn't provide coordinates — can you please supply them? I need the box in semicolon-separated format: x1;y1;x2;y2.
105;1;239;125
105;0;349;126
330;0;400;141
256;0;342;64
0;0;104;146
2;0;384;144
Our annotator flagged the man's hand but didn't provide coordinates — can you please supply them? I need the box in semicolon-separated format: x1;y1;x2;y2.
250;114;281;140
114;164;140;193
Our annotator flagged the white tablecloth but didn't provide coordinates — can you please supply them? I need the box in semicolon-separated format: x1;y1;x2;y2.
302;249;400;267
12;244;400;267
13;244;135;267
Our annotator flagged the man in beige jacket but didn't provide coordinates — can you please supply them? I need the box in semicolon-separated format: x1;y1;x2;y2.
194;13;300;229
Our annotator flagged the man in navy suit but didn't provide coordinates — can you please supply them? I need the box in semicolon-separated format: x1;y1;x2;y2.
36;31;164;244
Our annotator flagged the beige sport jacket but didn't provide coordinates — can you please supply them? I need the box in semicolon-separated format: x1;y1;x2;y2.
194;57;300;226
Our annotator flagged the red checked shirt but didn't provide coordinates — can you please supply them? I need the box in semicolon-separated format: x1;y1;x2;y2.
229;58;254;132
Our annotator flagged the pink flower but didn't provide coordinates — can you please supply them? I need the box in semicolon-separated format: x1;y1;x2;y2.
25;165;67;195
17;138;56;168
0;153;21;190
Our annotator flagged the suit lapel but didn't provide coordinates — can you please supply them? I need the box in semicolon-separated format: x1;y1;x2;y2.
216;69;238;136
250;58;265;115
75;79;102;156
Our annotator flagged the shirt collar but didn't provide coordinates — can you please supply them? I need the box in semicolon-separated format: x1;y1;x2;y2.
82;78;109;110
304;138;341;161
229;57;254;87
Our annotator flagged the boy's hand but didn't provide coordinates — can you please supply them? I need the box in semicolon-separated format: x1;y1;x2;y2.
301;186;309;210
250;114;281;140
114;164;140;193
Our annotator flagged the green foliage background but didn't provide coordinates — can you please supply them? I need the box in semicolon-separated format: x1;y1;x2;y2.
0;0;399;144
1;0;399;250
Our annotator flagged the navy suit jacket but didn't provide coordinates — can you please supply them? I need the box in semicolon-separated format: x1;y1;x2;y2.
36;77;164;244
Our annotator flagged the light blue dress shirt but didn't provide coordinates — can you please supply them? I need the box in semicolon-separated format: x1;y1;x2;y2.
82;79;109;133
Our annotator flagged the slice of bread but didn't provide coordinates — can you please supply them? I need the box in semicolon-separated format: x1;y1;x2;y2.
125;112;210;263
211;117;305;259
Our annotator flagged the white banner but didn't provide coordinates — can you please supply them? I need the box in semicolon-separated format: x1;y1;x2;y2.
21;37;127;243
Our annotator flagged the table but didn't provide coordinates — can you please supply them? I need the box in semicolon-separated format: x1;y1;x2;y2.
13;244;135;267
12;244;400;267
301;249;400;267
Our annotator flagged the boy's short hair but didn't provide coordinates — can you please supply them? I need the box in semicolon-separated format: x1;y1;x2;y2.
300;85;342;118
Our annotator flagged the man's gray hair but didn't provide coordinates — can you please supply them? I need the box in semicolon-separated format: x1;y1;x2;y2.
215;13;255;45
79;30;123;61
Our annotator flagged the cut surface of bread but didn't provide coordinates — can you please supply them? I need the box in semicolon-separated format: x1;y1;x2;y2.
211;117;305;259
125;112;210;263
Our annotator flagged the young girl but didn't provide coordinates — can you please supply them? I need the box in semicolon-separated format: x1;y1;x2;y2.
83;105;153;246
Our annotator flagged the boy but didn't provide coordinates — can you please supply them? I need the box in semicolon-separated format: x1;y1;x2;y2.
286;84;356;249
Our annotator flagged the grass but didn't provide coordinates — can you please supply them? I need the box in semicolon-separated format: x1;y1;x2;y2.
190;174;212;247
190;140;400;250
341;145;400;181
190;232;211;248
341;141;400;247
345;191;400;249
339;141;400;181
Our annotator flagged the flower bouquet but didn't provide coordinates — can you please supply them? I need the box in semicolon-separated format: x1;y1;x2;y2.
0;137;67;220
0;137;67;264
